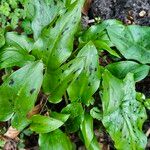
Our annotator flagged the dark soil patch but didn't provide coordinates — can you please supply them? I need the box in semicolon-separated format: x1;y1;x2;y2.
91;0;150;25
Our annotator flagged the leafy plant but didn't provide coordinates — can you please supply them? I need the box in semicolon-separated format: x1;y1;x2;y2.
102;70;147;149
0;0;27;29
0;0;150;149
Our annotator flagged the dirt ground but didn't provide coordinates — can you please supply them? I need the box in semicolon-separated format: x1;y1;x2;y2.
91;0;150;25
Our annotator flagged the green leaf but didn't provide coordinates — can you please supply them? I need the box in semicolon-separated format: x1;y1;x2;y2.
79;19;122;47
31;0;64;40
6;32;33;52
68;42;101;104
61;102;84;133
0;46;35;69
50;112;70;123
80;113;101;150
30;113;69;133
21;19;33;35
39;129;73;150
107;24;150;64
136;92;150;110
43;42;100;104
90;107;102;121
43;57;84;103
102;70;147;150
94;40;120;58
0;28;5;48
144;98;150;110
106;61;149;82
33;0;84;70
0;32;35;69
0;61;43;130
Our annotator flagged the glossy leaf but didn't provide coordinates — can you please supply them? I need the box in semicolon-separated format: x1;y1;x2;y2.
106;61;149;82
0;46;35;69
80;19;121;43
79;19;122;48
68;42;100;104
43;57;84;103
30;113;69;133
93;40;120;57
0;61;43;130
0;28;5;48
31;0;64;40
90;107;102;121
43;42;100;104
136;92;150;110
0;32;35;69
107;24;150;64
39;129;73;150
102;70;147;150
33;0;84;70
61;102;84;133
144;99;150;110
46;0;84;70
6;32;33;52
80;113;101;150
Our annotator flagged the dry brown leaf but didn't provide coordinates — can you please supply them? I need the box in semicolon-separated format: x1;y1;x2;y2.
146;128;150;137
4;126;20;140
3;140;17;150
27;104;43;119
82;0;92;15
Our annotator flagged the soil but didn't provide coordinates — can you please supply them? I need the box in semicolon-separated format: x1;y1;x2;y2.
91;0;150;26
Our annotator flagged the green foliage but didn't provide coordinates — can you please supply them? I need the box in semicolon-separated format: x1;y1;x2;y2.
0;0;27;29
107;24;150;64
39;129;73;150
0;0;150;149
80;113;101;150
0;61;43;130
30;114;69;133
0;28;5;48
102;70;147;149
0;32;34;69
61;102;84;133
106;61;150;82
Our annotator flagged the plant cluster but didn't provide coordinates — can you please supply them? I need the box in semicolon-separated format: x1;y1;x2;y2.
0;0;150;149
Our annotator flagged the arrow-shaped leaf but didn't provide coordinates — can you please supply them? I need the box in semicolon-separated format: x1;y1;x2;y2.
101;70;147;150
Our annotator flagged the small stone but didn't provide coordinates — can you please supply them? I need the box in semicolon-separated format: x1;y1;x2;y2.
139;10;146;17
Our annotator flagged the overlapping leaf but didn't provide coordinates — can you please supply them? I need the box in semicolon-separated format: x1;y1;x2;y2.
39;129;73;150
0;61;43;130
0;32;35;69
5;32;33;52
61;102;84;133
33;0;84;70
107;24;150;64
30;113;69;133
43;42;100;104
102;70;147;150
68;42;100;104
43;57;84;103
79;19;122;57
0;46;35;69
0;28;5;48
80;113;101;150
106;61;149;82
31;0;64;40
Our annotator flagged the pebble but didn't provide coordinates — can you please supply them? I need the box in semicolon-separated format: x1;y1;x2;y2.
139;10;146;17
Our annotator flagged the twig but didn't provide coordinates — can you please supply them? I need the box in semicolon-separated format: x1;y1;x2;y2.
146;128;150;137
